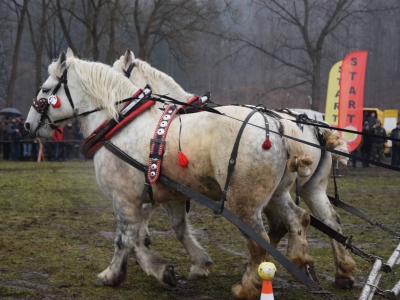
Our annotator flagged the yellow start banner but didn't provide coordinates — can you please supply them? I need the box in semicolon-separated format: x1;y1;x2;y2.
325;60;342;126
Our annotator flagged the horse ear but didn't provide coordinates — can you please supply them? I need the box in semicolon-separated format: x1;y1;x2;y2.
124;49;135;66
66;48;74;58
58;51;67;73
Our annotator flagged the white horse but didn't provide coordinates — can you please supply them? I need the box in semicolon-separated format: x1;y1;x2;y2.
113;50;357;288
25;49;313;299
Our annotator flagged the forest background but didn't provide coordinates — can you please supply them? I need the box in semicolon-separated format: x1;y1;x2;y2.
1;0;400;116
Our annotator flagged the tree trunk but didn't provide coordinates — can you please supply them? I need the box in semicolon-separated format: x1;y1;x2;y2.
6;0;28;107
311;54;322;111
105;0;119;64
28;0;49;90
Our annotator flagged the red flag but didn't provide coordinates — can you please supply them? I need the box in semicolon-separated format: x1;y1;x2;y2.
338;50;368;152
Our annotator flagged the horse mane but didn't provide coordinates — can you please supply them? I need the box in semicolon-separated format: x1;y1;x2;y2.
49;57;140;120
130;59;194;101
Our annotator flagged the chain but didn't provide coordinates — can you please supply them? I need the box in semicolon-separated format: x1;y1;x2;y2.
345;236;382;264
374;220;400;239
375;286;391;297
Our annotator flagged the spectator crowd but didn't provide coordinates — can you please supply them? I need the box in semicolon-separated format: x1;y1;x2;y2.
352;111;400;167
0;117;85;162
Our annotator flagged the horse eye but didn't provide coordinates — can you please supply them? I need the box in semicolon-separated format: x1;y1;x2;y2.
42;87;50;93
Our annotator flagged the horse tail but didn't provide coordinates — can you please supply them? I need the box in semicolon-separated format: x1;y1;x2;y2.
323;130;349;166
287;155;313;177
279;119;313;177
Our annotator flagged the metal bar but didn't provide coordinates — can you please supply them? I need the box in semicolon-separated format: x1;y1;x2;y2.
386;279;400;300
382;242;400;272
359;259;382;300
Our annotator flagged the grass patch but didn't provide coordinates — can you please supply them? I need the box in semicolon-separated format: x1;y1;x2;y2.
0;160;399;299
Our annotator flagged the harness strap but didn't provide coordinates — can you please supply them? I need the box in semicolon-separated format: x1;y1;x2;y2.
214;109;259;214
101;139;325;294
295;178;301;206
331;158;340;206
148;104;180;184
123;62;135;78
327;195;375;224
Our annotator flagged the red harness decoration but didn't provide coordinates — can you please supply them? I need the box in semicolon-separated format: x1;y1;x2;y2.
82;87;155;158
147;95;200;184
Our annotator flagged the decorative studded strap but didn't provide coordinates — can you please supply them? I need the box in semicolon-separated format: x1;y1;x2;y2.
147;104;181;183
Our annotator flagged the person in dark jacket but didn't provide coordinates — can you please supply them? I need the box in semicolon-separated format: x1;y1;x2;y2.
371;120;387;163
63;123;77;161
390;122;400;166
52;126;64;161
19;117;32;161
366;112;377;127
7;117;21;161
1;117;10;160
361;122;373;167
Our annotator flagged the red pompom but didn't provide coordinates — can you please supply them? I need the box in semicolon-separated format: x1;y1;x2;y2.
262;138;271;149
178;151;189;167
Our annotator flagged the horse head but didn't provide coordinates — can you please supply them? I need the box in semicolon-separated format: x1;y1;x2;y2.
26;48;140;138
113;49;194;102
25;49;74;138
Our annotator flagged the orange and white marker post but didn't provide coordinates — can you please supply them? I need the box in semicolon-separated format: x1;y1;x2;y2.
258;262;277;300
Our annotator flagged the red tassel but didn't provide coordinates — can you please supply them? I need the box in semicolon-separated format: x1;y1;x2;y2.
178;151;189;167
262;138;271;149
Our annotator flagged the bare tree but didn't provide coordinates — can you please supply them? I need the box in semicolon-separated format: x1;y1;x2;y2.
54;0;110;60
27;0;51;90
219;0;398;111
5;0;28;107
121;0;220;62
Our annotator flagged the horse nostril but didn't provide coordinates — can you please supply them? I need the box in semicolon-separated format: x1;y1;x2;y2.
25;122;30;130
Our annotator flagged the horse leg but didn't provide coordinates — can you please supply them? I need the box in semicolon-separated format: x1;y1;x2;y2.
300;188;356;288
264;192;314;273
161;201;214;280
228;206;269;300
97;197;177;287
140;203;161;248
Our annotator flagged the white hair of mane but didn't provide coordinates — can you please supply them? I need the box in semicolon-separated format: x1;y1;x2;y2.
48;56;142;120
114;57;194;101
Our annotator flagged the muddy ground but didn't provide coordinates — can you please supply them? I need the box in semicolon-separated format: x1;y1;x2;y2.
0;161;399;299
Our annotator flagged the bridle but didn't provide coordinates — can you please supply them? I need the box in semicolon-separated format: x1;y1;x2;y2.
32;68;76;136
123;62;135;78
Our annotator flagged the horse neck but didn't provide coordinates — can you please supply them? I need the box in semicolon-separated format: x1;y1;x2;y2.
78;109;112;138
76;97;160;139
136;61;194;108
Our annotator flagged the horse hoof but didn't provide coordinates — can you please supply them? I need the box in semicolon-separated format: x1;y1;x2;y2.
163;265;177;287
93;278;118;287
231;283;259;300
334;277;354;289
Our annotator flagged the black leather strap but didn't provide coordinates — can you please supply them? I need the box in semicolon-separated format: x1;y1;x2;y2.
214;109;259;214
327;195;376;224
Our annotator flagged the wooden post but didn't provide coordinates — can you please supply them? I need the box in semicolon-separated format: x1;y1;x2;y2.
37;138;45;162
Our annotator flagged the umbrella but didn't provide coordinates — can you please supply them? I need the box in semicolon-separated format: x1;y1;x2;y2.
0;107;23;118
